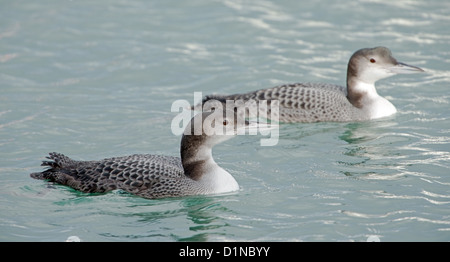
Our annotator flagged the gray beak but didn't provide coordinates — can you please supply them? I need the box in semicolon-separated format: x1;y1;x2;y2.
238;120;279;135
389;62;425;74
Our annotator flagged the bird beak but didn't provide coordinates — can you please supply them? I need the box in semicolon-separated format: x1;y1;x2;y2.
238;120;279;135
389;62;425;74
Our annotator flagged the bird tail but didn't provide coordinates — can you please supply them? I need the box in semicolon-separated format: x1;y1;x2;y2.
30;152;115;193
30;152;76;180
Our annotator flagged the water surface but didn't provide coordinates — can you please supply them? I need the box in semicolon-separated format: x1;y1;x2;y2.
1;0;449;241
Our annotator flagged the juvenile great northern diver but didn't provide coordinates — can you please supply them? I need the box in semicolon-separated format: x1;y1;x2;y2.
30;110;259;199
198;47;424;123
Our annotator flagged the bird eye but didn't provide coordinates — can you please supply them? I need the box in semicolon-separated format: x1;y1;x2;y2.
370;58;376;63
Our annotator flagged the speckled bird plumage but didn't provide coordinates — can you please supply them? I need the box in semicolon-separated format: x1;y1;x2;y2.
198;47;424;123
30;111;248;199
202;82;363;123
30;152;203;198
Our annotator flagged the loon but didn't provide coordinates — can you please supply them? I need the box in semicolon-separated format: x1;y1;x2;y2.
197;47;424;123
30;110;260;199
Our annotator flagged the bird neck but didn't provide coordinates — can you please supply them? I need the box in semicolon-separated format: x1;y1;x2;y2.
347;76;376;108
347;77;397;119
180;135;239;194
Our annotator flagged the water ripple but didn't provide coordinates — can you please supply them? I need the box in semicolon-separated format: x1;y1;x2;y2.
393;216;450;225
373;191;450;205
342;210;413;219
1;0;449;242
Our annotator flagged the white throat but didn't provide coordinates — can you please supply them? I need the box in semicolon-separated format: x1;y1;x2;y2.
353;80;397;119
198;158;239;194
185;144;239;194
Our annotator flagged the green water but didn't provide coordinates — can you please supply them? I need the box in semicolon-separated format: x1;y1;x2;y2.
1;0;449;241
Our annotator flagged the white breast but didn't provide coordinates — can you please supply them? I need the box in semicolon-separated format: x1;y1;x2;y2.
352;81;397;119
197;159;240;194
